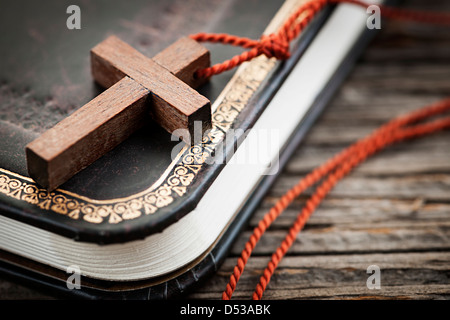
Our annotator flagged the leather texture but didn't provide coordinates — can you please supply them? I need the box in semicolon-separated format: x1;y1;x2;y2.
0;0;291;243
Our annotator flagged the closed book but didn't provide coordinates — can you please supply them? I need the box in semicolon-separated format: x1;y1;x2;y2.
0;0;382;298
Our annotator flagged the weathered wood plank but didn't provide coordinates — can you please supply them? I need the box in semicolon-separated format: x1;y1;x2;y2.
230;224;450;256
301;122;450;145
286;140;450;175
188;252;450;299
250;199;450;229
268;174;450;201
316;93;450;124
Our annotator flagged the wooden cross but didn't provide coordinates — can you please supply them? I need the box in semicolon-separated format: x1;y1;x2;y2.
25;36;212;190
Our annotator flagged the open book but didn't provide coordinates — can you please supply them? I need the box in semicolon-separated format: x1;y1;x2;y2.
0;0;381;298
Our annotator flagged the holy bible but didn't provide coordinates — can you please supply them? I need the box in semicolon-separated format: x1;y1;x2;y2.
0;0;383;299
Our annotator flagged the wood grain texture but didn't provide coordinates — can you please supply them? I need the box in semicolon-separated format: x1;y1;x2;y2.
90;35;211;138
26;77;149;190
26;36;211;190
153;36;211;89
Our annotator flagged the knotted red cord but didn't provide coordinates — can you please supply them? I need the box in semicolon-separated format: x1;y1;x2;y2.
188;0;450;300
190;0;328;78
190;0;450;79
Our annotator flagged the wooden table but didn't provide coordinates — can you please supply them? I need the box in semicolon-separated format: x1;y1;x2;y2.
1;0;449;300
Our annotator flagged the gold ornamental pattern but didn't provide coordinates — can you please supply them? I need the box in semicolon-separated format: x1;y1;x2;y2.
0;56;277;224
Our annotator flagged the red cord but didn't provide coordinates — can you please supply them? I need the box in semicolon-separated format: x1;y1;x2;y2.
252;103;450;300
190;0;328;78
188;0;450;300
190;0;450;79
224;98;450;300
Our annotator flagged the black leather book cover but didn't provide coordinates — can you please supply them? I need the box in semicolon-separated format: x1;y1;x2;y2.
0;0;331;244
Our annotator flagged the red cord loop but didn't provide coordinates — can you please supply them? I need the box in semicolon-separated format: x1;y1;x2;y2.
190;0;450;79
257;34;291;60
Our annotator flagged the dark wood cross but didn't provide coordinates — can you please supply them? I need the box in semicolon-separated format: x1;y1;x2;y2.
25;36;212;190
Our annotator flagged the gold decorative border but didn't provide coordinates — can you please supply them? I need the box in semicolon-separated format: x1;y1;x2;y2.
0;56;277;224
0;0;309;225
